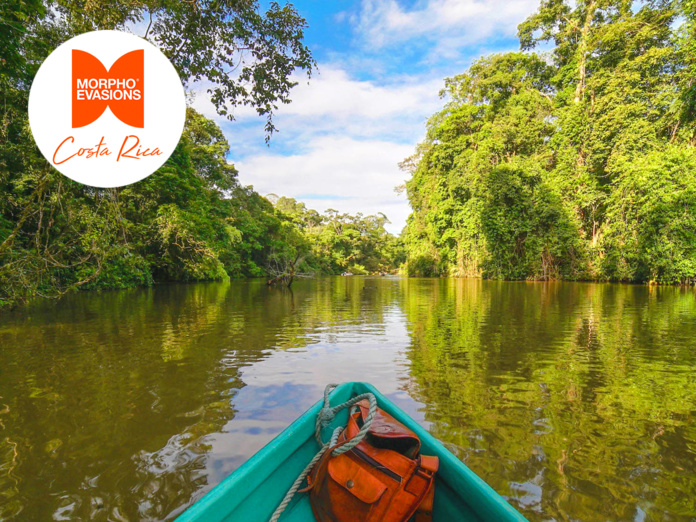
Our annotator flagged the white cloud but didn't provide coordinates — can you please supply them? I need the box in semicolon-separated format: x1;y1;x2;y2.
220;65;444;144
190;64;445;151
274;67;440;120
354;0;538;52
220;65;449;233
235;136;414;234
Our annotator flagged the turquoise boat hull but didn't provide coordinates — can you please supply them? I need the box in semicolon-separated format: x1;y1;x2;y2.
177;382;527;521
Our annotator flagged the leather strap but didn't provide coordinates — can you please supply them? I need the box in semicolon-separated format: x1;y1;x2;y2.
413;481;435;522
412;455;438;522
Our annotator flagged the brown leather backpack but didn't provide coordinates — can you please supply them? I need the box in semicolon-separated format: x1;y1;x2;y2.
304;399;439;521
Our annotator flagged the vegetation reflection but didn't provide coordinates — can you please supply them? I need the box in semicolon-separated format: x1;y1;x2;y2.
401;280;696;520
0;278;402;520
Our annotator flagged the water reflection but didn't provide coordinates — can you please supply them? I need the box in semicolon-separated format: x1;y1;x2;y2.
0;278;694;520
402;280;696;521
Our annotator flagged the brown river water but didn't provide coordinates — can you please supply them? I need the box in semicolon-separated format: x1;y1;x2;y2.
0;277;695;521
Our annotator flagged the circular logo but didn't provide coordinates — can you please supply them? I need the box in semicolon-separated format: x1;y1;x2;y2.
28;30;186;188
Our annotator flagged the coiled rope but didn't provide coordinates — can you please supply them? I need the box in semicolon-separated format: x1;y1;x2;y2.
269;384;377;521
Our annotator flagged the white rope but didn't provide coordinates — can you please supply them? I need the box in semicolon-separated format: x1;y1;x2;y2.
269;384;377;521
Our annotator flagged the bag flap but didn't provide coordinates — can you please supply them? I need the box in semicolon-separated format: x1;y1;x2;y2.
354;400;421;458
327;455;387;504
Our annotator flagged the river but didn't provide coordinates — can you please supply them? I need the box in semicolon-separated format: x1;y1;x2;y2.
0;277;694;521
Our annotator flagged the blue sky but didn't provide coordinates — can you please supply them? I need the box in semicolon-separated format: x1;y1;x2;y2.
190;0;540;233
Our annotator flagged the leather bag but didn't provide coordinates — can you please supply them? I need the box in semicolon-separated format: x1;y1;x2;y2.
304;399;439;521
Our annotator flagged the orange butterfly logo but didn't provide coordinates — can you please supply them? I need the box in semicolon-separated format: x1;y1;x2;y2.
72;49;144;128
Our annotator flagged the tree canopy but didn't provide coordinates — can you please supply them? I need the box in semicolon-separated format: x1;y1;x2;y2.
403;0;696;284
0;1;400;308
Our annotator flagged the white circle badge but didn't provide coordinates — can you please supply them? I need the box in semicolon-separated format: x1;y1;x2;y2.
29;30;186;188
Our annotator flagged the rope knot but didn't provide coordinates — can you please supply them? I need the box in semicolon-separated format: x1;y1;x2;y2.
317;406;335;427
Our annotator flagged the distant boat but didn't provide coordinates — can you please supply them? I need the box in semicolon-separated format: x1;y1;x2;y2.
177;382;526;521
341;272;353;276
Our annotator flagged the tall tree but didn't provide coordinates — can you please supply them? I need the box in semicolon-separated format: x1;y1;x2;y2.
403;0;696;283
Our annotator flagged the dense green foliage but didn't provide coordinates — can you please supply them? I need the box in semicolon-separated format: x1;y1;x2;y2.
0;1;400;308
403;0;696;284
270;196;404;275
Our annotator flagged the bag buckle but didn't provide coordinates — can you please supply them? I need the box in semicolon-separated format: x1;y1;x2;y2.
416;467;434;479
416;455;438;479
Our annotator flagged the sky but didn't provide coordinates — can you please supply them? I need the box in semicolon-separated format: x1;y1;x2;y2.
190;0;542;234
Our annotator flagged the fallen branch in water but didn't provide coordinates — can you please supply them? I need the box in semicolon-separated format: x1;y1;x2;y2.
266;253;312;288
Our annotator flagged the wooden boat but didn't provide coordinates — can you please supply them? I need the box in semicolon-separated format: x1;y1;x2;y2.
177;382;527;521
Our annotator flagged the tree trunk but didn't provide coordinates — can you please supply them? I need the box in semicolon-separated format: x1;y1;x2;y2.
574;0;596;104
